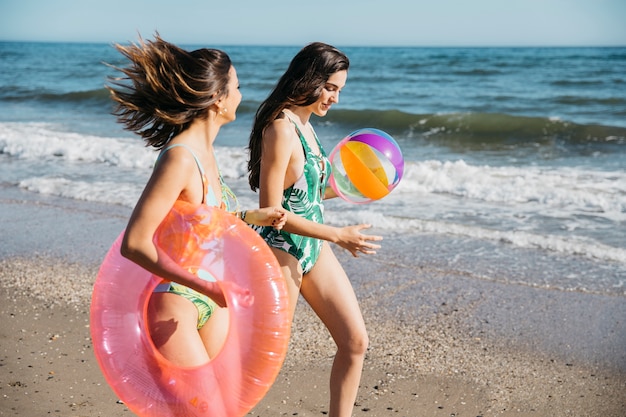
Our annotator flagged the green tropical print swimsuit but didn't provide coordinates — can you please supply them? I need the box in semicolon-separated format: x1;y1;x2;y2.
255;117;330;274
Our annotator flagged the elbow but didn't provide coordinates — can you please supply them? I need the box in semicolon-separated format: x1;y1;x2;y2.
120;231;141;261
119;243;132;260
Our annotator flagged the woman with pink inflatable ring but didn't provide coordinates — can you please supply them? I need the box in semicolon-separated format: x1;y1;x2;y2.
91;34;290;417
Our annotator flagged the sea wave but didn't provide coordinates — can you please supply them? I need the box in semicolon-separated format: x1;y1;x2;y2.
0;122;155;168
18;177;142;208
6;120;624;268
0;87;111;107
323;110;626;144
396;159;626;220
327;209;626;266
2;82;626;146
15;172;626;268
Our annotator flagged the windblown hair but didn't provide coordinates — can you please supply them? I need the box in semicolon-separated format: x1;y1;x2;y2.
247;42;349;191
107;34;232;149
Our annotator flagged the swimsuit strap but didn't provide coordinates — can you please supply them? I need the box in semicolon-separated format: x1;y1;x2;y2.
286;117;330;188
158;144;240;211
209;149;240;212
158;144;209;204
286;117;327;159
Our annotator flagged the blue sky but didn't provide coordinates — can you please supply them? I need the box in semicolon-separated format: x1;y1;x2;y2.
1;0;624;46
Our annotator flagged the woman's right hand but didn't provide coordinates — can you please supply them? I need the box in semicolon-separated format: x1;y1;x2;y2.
335;224;383;257
200;280;254;309
218;281;255;308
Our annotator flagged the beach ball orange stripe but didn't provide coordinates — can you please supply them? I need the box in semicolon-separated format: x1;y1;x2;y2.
340;141;390;200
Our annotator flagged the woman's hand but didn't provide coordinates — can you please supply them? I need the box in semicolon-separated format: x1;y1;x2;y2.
219;281;255;308
200;280;254;309
335;224;383;257
244;207;287;229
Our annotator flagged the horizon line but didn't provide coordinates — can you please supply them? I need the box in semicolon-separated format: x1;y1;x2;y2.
1;38;625;49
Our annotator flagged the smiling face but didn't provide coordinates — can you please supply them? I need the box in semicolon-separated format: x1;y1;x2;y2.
305;70;347;117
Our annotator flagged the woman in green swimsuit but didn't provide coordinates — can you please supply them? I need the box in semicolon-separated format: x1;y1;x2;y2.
108;34;286;368
248;42;383;417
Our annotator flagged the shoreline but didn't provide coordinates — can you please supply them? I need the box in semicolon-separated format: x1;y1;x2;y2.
1;189;625;416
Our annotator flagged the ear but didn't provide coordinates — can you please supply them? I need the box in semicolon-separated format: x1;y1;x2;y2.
209;96;222;112
214;95;225;110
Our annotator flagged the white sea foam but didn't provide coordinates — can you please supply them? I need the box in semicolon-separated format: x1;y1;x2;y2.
325;209;626;264
396;160;626;222
3;122;625;268
0;122;250;178
18;177;143;208
0;122;156;168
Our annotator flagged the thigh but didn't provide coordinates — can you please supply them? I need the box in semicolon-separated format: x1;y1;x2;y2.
147;292;210;367
198;306;229;358
300;242;367;342
271;247;304;319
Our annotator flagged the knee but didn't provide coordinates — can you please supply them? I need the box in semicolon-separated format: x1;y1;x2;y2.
338;329;369;357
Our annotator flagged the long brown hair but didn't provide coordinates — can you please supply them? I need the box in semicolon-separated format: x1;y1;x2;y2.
107;34;232;149
247;42;349;191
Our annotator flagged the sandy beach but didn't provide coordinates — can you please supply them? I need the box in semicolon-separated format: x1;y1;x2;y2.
1;187;625;417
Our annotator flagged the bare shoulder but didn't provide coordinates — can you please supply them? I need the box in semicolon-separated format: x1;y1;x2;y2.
157;143;196;164
152;143;198;178
264;117;296;147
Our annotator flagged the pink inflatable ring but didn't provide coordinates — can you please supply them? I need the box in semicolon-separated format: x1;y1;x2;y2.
90;204;290;417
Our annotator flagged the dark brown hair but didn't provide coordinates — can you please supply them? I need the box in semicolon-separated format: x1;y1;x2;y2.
107;34;232;149
247;42;349;191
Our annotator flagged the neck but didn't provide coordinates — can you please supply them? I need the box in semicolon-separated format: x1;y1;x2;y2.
283;107;310;126
187;118;219;150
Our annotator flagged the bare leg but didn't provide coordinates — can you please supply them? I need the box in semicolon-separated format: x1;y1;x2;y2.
147;292;211;366
270;247;304;319
300;242;369;417
198;306;229;358
147;292;231;415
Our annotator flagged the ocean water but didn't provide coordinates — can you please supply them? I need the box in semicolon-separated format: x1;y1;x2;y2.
1;42;625;295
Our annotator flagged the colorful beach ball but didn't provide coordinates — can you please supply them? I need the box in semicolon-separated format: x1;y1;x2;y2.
328;128;404;204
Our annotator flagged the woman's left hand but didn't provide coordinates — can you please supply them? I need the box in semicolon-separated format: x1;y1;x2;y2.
334;224;383;257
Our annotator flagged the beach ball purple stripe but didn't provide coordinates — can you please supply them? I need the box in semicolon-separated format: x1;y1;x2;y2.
348;128;404;181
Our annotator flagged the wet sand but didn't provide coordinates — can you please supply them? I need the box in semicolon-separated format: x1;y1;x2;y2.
1;187;625;416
